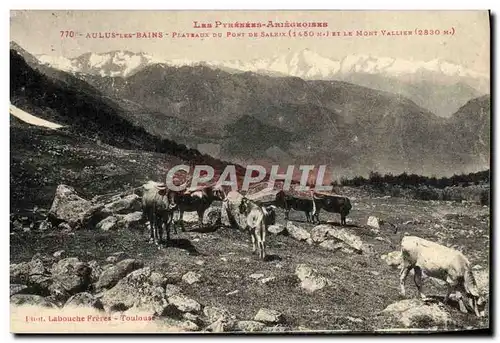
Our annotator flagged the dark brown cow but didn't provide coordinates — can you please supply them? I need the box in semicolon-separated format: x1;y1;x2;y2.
275;190;318;224
313;193;352;226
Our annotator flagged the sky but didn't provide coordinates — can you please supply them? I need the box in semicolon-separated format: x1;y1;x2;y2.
10;10;490;73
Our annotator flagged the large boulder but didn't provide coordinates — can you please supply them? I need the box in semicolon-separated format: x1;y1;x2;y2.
48;185;92;229
167;294;202;313
311;225;332;244
10;284;29;296
100;267;169;315
327;228;369;254
50;257;92;295
268;224;286;235
221;191;247;228
10;259;52;295
381;299;454;329
116;211;144;230
104;194;141;215
10;294;58;308
95;259;144;290
286;222;310;242
295;264;330;292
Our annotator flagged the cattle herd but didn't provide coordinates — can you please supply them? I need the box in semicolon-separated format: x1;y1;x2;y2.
141;181;486;318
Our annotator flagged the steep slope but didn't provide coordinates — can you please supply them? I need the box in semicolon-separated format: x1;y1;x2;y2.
10;48;246;179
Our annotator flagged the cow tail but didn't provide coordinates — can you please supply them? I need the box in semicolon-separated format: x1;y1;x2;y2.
464;266;480;298
311;191;317;216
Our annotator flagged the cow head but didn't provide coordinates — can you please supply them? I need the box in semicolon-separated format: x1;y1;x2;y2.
263;205;277;226
211;185;226;201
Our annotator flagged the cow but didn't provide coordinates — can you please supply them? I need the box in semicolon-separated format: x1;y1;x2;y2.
141;182;178;249
313;193;352;226
399;236;485;317
275;190;318;224
238;197;275;260
174;185;225;231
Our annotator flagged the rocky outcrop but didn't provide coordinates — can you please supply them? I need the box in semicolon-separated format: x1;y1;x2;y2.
95;259;144;290
48;185;92;229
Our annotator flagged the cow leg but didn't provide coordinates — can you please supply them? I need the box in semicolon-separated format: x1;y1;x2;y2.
341;214;346;226
260;224;266;260
197;209;204;229
250;232;257;255
179;210;186;232
305;212;311;223
399;263;412;297
414;266;426;299
284;209;290;222
443;283;454;305
165;214;172;246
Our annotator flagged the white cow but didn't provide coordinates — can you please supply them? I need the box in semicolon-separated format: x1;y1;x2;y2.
399;236;485;317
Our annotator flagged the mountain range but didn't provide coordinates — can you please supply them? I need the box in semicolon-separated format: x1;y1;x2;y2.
36;48;489;117
11;42;490;179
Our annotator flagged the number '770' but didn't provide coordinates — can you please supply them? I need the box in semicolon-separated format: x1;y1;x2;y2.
60;30;75;38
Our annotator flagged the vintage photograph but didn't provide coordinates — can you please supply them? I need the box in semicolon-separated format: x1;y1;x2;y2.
9;10;490;333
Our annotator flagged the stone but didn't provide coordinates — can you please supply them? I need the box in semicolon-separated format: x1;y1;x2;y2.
64;292;104;310
50;258;92;295
286;222;310;241
295;264;330;292
10;284;29;296
167;294;201;313
381;251;402;268
53;250;66;259
268;224;286;235
95;259;144;290
182;271;201;285
104;194;141;215
48;185;92;229
96;216;118;231
254;308;284;324
165;284;182;298
311;225;332;244
367;216;380;229
10;294;58;308
116;211;144;230
382;299;454;328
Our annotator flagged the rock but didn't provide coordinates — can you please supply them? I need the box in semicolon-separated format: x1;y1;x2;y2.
58;222;72;231
286;222;310;241
254;308;284;324
367;216;381;229
474;269;489;296
179;320;200;332
105;252;128;264
88;260;103;283
167;294;201;313
116;211;144;230
50;257;92;295
64;292;104;310
472;264;483;270
203;306;235;323
311;225;332;243
53;250;66;259
381;251;402;268
82;204;111;229
48;185;92;229
183;312;202;325
96;216;118;231
206;319;230;333
10;294;58;308
249;273;264;280
226;290;239;296
260;277;276;284
182;271;201;285
381;299;454;328
236;320;265;332
319;240;344;252
221;192;247;228
295;264;330;292
327;228;365;253
203;206;221;227
268;224;286;235
104;194;141;215
10;284;28;296
10;259;52;295
150;272;167;288
96;259;144;290
165;284;182;298
100;267;168;315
